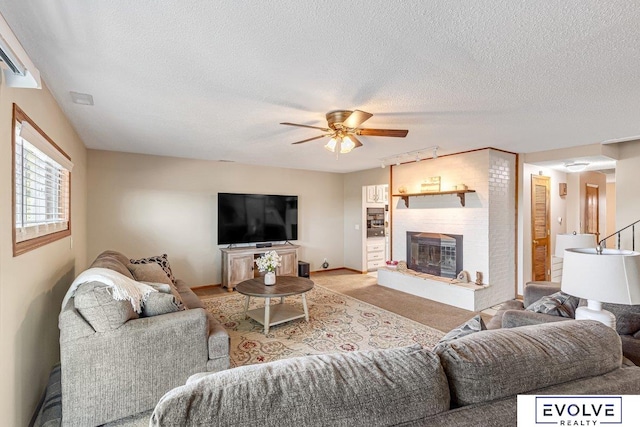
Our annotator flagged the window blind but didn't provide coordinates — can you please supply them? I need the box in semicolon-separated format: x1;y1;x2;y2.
14;122;72;243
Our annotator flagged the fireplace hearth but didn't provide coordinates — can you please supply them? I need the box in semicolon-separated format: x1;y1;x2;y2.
407;232;463;278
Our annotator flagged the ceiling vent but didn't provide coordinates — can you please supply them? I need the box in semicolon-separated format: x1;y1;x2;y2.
0;12;40;89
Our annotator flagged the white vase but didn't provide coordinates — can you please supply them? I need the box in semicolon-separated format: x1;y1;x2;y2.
264;271;276;285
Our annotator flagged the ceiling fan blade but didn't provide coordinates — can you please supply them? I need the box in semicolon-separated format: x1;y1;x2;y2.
280;122;331;132
291;135;327;145
342;110;373;129
358;128;409;137
348;134;363;148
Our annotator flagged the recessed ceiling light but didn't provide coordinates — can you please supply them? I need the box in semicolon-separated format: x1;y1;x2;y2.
70;91;94;106
564;162;589;172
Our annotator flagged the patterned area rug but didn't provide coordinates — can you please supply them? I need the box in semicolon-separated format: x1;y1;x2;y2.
202;284;444;367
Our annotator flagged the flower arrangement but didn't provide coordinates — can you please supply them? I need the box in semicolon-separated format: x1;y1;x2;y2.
255;251;282;273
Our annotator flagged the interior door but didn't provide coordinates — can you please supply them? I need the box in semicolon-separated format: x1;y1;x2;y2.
531;175;551;281
585;184;600;240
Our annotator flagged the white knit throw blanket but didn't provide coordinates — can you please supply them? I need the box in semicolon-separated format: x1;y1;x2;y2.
61;267;157;313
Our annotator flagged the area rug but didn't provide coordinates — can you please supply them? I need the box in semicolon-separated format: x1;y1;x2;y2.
202;284;445;367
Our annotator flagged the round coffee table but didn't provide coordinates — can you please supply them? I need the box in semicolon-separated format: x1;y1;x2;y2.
235;276;314;334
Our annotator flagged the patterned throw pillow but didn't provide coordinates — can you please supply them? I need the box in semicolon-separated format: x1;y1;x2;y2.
128;262;174;286
432;314;486;353
525;291;579;318
129;254;176;285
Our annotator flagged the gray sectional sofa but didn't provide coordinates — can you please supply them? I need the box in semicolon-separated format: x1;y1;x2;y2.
150;320;640;426
58;250;230;426
487;280;640;365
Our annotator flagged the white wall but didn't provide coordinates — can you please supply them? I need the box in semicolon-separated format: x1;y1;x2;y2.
616;140;640;249
521;165;567;292
0;81;87;426
392;150;490;281
87;150;345;284
342;168;389;271
390;149;517;309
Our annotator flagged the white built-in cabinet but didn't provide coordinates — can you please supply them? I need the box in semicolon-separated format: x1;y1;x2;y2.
366;237;386;270
362;184;389;271
366;185;388;204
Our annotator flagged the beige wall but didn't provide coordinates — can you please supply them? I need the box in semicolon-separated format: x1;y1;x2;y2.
616;140;640;249
0;81;87;425
87;150;345;284
606;182;616;239
342;167;389;271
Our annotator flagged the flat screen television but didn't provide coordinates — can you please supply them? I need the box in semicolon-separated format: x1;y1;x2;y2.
217;193;298;245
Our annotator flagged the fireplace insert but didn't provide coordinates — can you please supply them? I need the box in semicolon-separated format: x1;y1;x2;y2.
406;232;463;278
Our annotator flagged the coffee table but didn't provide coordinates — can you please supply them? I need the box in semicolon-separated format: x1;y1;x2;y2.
235;276;314;334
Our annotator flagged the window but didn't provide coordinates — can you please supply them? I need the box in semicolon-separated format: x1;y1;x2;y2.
12;104;73;256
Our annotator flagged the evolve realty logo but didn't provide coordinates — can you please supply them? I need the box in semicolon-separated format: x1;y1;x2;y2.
535;396;622;426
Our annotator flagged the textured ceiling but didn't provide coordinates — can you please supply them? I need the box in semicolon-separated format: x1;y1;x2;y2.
2;1;639;173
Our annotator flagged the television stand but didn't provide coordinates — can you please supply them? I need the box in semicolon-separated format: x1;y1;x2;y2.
220;244;300;292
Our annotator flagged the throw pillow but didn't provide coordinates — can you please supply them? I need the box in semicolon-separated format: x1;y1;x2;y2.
74;282;138;332
142;292;185;317
129;254;176;285
128;262;174;287
526;291;579;318
432;314;486;353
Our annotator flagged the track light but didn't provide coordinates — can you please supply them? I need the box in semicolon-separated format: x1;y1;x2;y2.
380;162;385;169
379;146;439;168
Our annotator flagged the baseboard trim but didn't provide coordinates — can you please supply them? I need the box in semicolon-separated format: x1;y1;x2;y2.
191;283;222;290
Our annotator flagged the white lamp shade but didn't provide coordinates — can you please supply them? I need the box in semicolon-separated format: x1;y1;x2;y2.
554;233;597;257
561;248;640;305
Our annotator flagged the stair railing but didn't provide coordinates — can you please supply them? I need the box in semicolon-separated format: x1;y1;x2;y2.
598;219;640;250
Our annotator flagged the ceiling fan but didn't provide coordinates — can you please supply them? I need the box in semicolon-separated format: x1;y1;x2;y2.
280;110;409;154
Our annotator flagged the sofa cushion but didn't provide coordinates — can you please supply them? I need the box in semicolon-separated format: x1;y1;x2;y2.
128;262;174;287
485;300;524;329
437;320;622;407
142;292;185;317
90;254;135;280
526;291;579;318
433;315;486;353
151;345;450;426
602;303;640;335
129;254;176;284
74;282;138;332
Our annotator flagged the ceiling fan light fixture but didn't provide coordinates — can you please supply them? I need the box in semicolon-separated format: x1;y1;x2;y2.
340;136;355;153
565;162;589;172
324;137;338;152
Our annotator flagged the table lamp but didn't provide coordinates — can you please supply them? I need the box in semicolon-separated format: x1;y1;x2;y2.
561;248;640;328
554;233;597;258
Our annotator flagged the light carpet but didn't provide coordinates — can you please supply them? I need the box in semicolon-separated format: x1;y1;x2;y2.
202;283;445;367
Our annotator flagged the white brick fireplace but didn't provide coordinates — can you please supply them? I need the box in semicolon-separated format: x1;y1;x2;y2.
378;148;516;311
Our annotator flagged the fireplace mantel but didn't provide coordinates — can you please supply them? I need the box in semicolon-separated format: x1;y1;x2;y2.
392;189;476;207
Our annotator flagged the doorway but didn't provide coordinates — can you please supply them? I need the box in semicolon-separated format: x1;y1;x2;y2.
585;184;599;240
531;175;550;281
